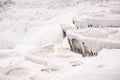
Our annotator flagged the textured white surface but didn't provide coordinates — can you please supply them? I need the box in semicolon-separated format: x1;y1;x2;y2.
0;0;120;80
66;28;120;56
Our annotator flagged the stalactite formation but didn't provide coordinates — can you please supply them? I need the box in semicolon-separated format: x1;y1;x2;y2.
66;28;120;56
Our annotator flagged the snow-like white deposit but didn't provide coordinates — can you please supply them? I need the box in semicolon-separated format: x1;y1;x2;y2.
66;28;120;56
0;0;120;80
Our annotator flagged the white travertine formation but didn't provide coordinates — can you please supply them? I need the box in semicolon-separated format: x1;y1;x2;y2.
60;24;75;38
109;0;120;14
67;0;120;56
66;28;120;56
73;0;120;29
73;14;120;28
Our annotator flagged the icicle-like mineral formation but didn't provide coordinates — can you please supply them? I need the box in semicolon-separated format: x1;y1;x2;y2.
66;28;120;56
